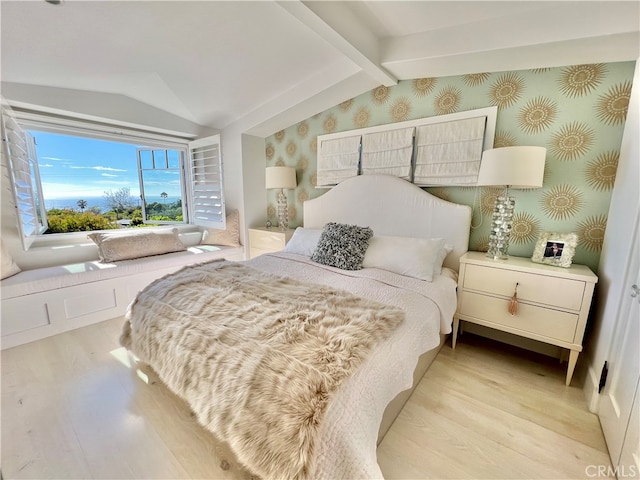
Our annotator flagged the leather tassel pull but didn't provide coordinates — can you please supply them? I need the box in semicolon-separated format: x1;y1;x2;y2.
508;283;519;316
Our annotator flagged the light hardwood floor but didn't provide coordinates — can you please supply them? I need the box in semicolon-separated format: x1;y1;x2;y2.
2;316;612;479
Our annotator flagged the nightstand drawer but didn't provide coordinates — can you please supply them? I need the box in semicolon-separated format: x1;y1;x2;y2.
463;264;585;311
249;230;286;251
459;291;579;343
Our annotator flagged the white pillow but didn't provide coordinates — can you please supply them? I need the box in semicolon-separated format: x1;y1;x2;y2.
284;227;322;257
362;235;446;281
88;228;186;262
434;243;454;275
1;240;21;280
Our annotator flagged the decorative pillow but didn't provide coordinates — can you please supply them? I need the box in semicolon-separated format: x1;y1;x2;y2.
434;243;454;275
362;235;446;281
1;240;21;280
201;210;241;247
284;227;322;257
311;222;373;270
88;228;186;262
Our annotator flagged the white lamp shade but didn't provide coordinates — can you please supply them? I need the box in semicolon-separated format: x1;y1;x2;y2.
266;166;297;189
476;146;546;188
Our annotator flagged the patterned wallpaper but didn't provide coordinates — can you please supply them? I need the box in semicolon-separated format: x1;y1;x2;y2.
265;62;635;272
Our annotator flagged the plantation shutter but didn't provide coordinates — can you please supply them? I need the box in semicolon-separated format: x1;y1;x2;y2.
188;134;225;229
1;108;47;249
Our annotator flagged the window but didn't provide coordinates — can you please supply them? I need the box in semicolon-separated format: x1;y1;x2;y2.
137;148;187;224
1;107;225;249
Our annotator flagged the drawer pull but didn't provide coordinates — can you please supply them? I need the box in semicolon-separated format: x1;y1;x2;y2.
508;283;519;316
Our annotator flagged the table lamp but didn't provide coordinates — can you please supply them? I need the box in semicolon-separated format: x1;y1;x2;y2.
266;166;297;230
476;146;546;259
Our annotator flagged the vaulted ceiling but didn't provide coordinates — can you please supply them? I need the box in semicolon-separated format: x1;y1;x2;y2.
2;1;638;137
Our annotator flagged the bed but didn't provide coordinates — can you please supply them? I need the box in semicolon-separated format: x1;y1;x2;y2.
120;174;472;479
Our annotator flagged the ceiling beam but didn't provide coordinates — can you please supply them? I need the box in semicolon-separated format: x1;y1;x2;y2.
383;32;640;80
381;2;640;78
276;0;397;87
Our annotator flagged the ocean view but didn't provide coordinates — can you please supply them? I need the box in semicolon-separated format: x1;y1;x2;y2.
44;195;179;212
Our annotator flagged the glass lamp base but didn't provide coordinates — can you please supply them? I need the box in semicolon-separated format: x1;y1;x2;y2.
486;195;514;260
276;188;289;231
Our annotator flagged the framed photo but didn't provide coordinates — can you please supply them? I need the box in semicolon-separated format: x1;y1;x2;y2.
531;232;578;268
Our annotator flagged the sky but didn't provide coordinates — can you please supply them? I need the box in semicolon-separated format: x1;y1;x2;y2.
30;130;183;201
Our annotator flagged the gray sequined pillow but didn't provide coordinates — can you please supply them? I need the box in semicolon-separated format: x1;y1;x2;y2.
311;222;373;270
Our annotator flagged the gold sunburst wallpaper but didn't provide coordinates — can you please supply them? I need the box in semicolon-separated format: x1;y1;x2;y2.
265;61;635;272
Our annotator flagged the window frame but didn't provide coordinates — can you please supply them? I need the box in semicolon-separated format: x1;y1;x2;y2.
137;147;189;225
2;107;225;250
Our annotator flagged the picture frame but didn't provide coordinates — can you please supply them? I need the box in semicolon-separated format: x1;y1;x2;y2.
531;232;578;268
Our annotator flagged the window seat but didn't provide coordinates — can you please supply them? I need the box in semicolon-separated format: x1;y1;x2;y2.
1;245;244;349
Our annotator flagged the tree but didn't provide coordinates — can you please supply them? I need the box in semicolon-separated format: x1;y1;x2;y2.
160;191;168;203
104;188;136;220
130;208;144;226
77;199;87;212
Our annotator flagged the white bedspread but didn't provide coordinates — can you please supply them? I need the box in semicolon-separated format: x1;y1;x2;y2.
246;252;457;478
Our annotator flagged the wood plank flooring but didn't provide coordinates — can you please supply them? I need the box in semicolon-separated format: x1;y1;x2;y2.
377;334;612;479
1;317;612;479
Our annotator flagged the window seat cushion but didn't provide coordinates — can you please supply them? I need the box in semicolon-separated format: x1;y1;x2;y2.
1;245;243;300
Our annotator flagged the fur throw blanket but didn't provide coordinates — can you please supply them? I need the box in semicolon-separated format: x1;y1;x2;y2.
120;260;404;479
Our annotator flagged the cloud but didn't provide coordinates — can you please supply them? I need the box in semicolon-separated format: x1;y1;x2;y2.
69;165;127;172
101;173;118;177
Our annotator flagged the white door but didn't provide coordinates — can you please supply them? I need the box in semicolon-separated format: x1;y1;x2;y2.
618;379;639;479
599;216;640;478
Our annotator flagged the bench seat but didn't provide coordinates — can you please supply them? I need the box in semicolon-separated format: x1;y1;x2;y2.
1;245;244;349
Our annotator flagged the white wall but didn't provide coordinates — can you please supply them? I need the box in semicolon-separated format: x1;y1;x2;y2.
218;124;267;254
240;134;268;232
583;59;640;409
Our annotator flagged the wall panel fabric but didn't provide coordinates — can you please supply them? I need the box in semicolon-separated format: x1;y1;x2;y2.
265;62;636;272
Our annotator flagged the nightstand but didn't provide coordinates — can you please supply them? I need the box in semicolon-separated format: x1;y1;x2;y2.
248;227;295;259
453;251;598;385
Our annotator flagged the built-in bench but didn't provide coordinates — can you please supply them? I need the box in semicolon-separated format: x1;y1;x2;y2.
1;244;244;349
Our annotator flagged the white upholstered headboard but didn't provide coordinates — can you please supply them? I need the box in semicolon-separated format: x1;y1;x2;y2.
303;175;472;272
